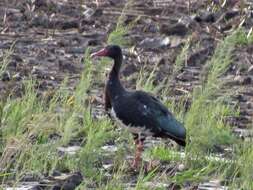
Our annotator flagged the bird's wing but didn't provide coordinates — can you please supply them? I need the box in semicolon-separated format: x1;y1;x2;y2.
136;91;186;145
113;91;186;144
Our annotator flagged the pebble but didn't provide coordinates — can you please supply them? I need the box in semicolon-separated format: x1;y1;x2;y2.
178;163;185;171
48;172;83;190
194;11;216;23
57;146;81;155
234;75;252;85
83;8;95;19
1;71;11;81
198;179;228;190
139;37;170;50
248;65;253;75
101;145;118;152
4;182;40;190
160;22;188;36
12;72;22;80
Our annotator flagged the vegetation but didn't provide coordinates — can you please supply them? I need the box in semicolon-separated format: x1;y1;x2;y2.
1;2;253;190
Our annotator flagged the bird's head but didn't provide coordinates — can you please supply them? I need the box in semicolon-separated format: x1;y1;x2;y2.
91;45;122;60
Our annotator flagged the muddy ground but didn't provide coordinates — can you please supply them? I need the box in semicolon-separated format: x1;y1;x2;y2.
0;0;253;189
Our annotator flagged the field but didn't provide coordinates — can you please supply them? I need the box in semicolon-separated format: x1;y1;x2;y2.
0;0;253;189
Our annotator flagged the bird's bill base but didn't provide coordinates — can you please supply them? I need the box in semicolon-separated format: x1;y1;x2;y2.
90;48;108;58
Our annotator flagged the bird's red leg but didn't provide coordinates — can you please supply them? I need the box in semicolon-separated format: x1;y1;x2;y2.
131;139;144;169
104;88;111;116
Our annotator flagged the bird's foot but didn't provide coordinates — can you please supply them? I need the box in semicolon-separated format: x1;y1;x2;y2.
130;157;142;169
145;160;160;172
130;161;138;169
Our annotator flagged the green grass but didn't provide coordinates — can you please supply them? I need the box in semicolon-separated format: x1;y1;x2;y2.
0;48;116;186
173;37;191;75
107;0;134;47
186;29;243;154
134;28;252;188
108;25;129;47
176;29;253;189
0;7;253;189
0;43;14;80
136;62;160;93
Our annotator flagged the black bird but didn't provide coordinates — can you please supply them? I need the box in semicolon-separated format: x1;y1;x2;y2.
91;45;186;167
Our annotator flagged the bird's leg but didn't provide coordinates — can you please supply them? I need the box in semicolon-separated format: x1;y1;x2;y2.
131;138;144;169
104;88;111;117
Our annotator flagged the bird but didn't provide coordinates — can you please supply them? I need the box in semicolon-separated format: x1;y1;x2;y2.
91;45;186;168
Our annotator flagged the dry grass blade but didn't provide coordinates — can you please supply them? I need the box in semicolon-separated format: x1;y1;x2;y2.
0;138;25;172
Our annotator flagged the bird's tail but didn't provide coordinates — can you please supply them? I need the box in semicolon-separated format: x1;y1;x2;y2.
158;115;186;146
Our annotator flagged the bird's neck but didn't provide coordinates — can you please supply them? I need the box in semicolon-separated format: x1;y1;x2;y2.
109;56;122;78
107;55;125;98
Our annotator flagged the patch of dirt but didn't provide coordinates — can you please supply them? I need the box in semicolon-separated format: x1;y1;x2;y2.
0;0;253;189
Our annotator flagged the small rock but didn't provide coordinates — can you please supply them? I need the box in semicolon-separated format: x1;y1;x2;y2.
48;172;83;190
246;101;252;109
101;145;118;152
102;164;113;170
199;179;228;190
223;10;239;20
187;47;213;66
51;170;62;177
28;58;37;65
94;0;109;6
160;22;188;36
179;16;194;28
248;65;253;75
234;75;252;85
59;60;83;73
234;94;247;102
20;173;42;182
83;8;95;18
65;47;85;54
1;71;11;81
144;182;169;189
31;66;43;75
146;23;159;33
178;164;185;171
5;182;40;190
170;36;184;48
139;37;170;50
34;0;48;7
194;11;216;23
13;73;22;80
57;146;81;155
157;57;166;65
49;133;62;141
31;13;49;27
219;24;233;32
233;128;253;138
12;54;23;63
8;61;17;68
54;19;79;30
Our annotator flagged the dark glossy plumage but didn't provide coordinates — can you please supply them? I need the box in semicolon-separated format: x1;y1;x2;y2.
111;90;186;146
91;45;186;146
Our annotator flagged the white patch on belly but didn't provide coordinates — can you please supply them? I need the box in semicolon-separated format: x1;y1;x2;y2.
110;108;154;136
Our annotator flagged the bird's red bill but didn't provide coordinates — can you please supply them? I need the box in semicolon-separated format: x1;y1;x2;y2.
91;48;108;58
